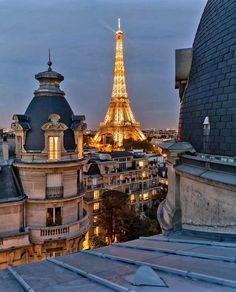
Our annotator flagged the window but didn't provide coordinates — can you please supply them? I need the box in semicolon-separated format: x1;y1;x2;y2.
130;194;135;204
46;207;62;226
46;174;63;199
92;178;98;186
94;190;100;200
139;194;143;201
152;189;157;195
143;193;149;201
93;216;99;223
49;136;59;160
93;202;100;211
94;226;99;236
142;171;148;178
138;161;144;167
48;250;63;257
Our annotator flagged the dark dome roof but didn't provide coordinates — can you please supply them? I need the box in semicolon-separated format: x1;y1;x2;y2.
24;65;76;151
179;0;236;156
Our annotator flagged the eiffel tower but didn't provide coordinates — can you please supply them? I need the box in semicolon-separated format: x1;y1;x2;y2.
93;19;146;148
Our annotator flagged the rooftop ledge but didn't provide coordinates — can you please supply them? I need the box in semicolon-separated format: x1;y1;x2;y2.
182;153;236;166
13;158;86;168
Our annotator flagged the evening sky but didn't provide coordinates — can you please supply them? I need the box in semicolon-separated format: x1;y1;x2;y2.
0;0;207;129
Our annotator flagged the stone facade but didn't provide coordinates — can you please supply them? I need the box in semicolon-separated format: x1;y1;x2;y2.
83;151;163;244
0;62;89;269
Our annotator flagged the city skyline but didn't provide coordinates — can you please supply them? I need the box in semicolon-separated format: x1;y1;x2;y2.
0;0;207;130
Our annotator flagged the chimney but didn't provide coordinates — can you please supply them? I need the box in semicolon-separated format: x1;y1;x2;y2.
2;135;9;161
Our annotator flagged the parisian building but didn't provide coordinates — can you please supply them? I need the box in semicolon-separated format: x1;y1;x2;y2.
82;150;165;244
0;59;89;269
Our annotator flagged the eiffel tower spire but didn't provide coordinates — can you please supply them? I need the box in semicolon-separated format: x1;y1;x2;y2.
93;19;146;149
111;18;128;99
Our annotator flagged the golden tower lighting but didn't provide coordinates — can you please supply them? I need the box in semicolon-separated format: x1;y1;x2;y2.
93;19;146;149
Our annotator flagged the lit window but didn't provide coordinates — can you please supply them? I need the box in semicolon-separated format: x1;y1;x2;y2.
94;226;99;236
139;194;143;201
130;194;135;204
142;171;148;178
93;216;99;223
143;193;149;201
49;136;59;160
139;161;144;167
94;190;100;200
93;202;100;211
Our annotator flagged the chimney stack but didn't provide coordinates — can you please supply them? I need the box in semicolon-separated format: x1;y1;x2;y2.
2;135;9;161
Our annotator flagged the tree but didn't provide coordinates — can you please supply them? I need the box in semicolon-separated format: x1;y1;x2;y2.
99;190;160;244
123;138;154;152
99;190;129;244
88;236;106;249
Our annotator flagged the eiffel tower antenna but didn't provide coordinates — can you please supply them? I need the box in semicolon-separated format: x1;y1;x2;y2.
93;20;146;149
118;18;121;30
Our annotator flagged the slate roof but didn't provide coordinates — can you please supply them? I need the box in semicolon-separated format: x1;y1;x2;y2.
25;95;76;151
179;0;236;156
2;232;236;291
19;65;79;152
0;165;23;201
86;163;101;176
104;151;133;159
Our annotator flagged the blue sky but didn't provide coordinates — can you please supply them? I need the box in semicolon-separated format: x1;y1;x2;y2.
0;0;207;129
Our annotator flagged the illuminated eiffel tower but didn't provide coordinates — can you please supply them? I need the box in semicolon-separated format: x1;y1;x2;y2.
93;19;146;148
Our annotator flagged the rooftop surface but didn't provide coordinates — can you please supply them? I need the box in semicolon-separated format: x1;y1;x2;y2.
2;233;236;291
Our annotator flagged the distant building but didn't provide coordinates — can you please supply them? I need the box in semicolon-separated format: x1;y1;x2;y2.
83;150;162;244
0;59;89;269
93;19;146;149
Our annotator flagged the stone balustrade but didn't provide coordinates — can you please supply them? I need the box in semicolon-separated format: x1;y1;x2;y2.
29;210;90;243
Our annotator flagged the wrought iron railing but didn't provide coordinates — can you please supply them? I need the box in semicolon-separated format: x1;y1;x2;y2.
46;186;64;199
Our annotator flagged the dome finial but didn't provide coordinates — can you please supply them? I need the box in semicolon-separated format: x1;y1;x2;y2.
48;48;52;71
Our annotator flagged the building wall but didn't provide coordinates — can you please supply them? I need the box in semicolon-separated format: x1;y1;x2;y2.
0;203;24;233
63;169;78;197
19;169;46;199
180;175;236;232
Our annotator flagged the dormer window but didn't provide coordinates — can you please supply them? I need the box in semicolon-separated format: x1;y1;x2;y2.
41;114;68;161
49;136;59;160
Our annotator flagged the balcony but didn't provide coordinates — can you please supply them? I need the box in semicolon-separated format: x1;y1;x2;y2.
86;183;105;190
46;186;64;199
29;210;90;243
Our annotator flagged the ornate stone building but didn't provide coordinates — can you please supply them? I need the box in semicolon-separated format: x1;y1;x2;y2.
83;151;162;243
0;59;89;269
